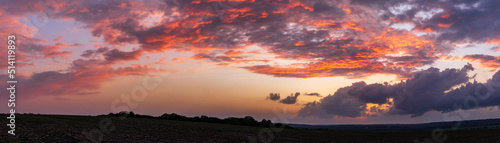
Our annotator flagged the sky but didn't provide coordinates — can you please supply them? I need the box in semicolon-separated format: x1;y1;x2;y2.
1;0;500;124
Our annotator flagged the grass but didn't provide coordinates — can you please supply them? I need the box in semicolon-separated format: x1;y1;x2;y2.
0;114;499;142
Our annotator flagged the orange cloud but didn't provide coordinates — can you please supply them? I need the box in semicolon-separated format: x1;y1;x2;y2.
294;41;305;46
53;36;63;41
0;58;165;98
486;36;500;45
343;8;351;14
1;0;480;81
462;55;500;70
437;23;453;27
342;22;365;32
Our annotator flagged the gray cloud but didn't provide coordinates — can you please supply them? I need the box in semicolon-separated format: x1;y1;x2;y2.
280;92;301;104
81;47;110;58
304;92;322;97
104;49;144;63
299;64;500;118
266;93;281;101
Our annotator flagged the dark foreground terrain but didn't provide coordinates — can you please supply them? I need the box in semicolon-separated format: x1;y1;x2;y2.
1;114;500;143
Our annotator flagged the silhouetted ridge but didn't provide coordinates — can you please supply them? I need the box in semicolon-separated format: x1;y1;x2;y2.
100;111;293;129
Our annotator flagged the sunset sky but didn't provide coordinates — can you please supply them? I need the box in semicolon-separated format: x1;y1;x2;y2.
1;0;500;124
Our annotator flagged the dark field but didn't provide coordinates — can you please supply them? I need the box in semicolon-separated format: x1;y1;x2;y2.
1;114;499;143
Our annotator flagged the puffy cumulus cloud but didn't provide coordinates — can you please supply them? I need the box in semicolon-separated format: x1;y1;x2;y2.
299;64;500;118
299;81;394;118
1;0;465;79
440;71;500;112
280;92;301;104
266;93;280;101
389;64;474;116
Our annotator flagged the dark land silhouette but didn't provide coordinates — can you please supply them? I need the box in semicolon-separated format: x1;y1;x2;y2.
0;112;499;142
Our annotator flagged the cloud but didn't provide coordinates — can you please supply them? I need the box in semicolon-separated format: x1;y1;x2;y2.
242;28;445;78
81;47;145;64
492;46;500;52
104;48;145;64
266;93;280;101
53;36;63;41
192;52;239;65
298;64;500;118
15;36;76;60
81;47;110;58
0;58;164;98
280;92;301;104
0;10;72;68
354;0;500;44
462;54;500;70
304;93;321;97
0;0;461;79
298;101;333;119
2;0;500;100
419;0;500;44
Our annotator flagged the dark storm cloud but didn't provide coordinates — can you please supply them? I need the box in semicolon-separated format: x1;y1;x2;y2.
388;64;474;116
438;71;500;112
298;64;500;118
266;93;281;101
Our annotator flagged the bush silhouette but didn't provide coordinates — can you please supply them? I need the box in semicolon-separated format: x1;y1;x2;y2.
103;112;290;128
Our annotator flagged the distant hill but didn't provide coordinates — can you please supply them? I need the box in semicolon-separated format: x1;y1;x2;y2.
287;118;500;132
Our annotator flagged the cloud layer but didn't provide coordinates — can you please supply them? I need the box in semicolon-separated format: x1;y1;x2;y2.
6;0;498;79
1;0;500;99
